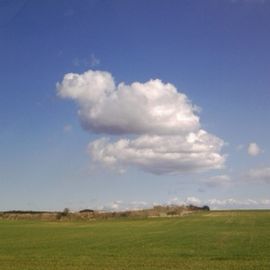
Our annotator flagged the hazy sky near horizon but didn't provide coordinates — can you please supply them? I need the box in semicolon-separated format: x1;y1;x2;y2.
1;0;270;211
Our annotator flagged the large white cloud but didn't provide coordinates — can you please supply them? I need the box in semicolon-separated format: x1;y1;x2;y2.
57;70;200;135
57;70;225;174
88;131;224;174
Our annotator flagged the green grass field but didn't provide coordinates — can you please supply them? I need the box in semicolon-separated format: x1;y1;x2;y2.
1;211;270;270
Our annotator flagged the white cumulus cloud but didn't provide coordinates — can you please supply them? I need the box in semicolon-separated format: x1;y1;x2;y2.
57;70;225;175
57;70;200;135
88;131;224;174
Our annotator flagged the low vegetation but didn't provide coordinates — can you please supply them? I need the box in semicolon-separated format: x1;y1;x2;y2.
0;210;270;269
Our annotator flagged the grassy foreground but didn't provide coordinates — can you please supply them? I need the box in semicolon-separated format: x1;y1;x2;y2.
0;211;270;270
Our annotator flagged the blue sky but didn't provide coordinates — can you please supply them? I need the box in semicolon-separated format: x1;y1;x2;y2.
1;0;270;211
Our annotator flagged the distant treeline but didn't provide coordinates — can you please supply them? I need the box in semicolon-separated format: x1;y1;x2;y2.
0;204;210;221
2;210;53;214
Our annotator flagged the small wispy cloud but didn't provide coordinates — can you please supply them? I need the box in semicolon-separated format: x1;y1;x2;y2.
63;124;73;133
90;54;100;67
97;200;150;211
207;198;270;209
203;174;233;188
168;196;270;209
73;54;100;68
246;166;270;183
237;144;244;151
247;142;262;156
185;196;202;206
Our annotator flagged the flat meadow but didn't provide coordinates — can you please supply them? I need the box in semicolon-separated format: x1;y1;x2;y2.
0;210;270;270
